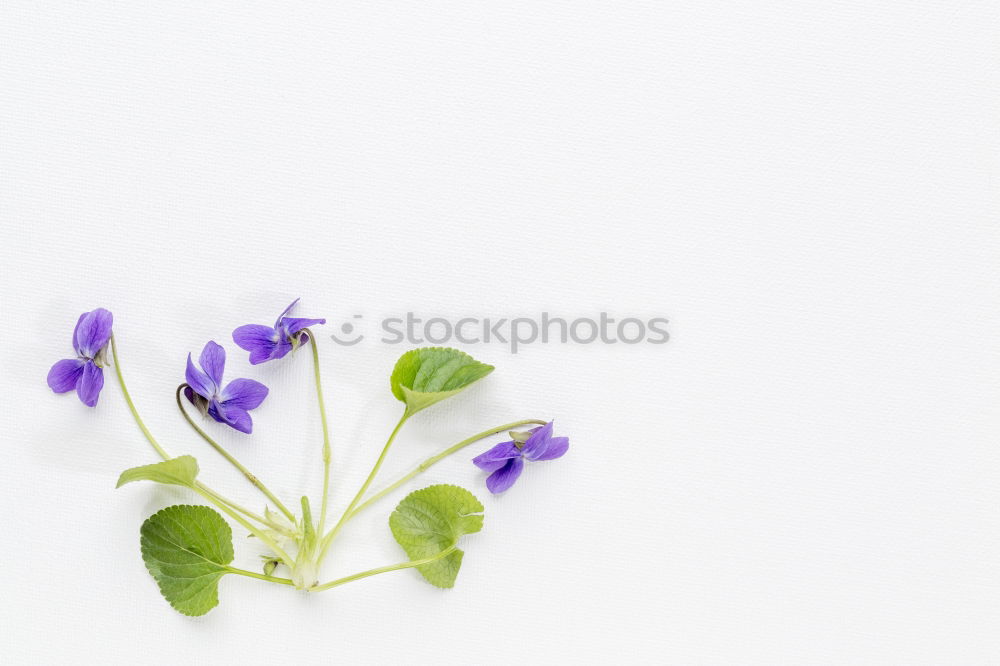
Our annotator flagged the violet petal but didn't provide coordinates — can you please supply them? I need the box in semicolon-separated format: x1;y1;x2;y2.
519;421;554;459
256;338;292;364
74;308;113;358
225;407;254;433
274;298;300;327
233;324;278;351
199;341;226;387
472;440;521;472
221;378;269;410
47;358;85;393
282;317;326;336
185;353;215;398
527;436;569;462
233;324;287;364
486;457;524;493
210;402;253;434
76;360;104;407
70;312;88;353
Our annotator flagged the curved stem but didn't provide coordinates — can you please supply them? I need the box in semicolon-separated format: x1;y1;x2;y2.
196;483;271;526
305;329;333;533
110;334;291;565
317;411;409;562
190;484;294;566
226;567;294;586
176;384;296;523
312;545;457;592
110;334;170;462
347;418;548;521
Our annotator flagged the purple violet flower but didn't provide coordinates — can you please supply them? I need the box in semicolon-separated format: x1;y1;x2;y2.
47;308;114;407
232;298;326;365
472;421;569;493
184;341;269;434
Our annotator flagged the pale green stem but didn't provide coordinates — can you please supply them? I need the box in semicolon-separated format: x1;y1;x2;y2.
317;412;409;562
347;418;548;521
300;495;316;543
190;484;295;566
110;334;293;567
226;567;295;586
197;484;271;526
312;545;457;592
304;329;333;533
110;334;170;461
175;384;296;523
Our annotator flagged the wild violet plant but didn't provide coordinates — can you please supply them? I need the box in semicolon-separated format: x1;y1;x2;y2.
47;301;568;616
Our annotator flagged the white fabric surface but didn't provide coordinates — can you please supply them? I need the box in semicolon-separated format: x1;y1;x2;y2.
2;2;998;663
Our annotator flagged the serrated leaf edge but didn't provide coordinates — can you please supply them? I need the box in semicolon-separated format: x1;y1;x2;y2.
139;504;233;617
390;347;495;411
389;484;484;588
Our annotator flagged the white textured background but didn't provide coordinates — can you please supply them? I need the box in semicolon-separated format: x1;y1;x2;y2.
2;2;998;664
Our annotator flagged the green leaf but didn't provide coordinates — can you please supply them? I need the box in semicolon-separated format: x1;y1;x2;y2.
390;347;494;415
140;504;234;616
389;484;484;588
116;456;199;489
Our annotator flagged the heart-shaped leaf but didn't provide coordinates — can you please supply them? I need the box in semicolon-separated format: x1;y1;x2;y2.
389;484;484;588
140;504;234;616
116;455;199;489
390;347;494;416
